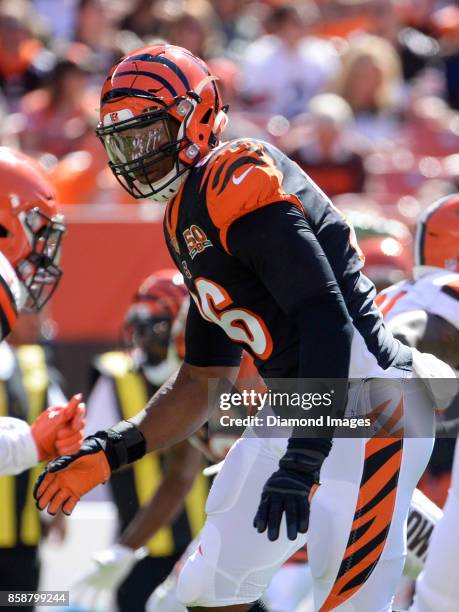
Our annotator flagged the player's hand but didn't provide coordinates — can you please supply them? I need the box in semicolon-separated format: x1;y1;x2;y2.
254;438;331;541
71;543;147;609
34;436;111;515
31;394;86;461
253;465;317;541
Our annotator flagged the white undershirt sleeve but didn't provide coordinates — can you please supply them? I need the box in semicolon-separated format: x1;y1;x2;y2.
0;416;39;475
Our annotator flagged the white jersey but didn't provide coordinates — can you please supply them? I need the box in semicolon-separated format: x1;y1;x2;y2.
0;341;66;476
0;417;38;475
376;266;459;330
0;250;21;341
0;257;31;475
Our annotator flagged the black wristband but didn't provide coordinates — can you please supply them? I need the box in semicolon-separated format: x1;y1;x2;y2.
94;421;146;471
279;437;333;484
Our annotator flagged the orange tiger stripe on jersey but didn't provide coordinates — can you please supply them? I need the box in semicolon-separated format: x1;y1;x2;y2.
0;278;17;333
366;399;391;423
319;429;404;611
378;399;403;437
201;141;304;254
374;290;407;317
372;399;403;438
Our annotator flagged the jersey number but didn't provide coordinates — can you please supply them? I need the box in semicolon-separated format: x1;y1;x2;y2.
192;277;273;359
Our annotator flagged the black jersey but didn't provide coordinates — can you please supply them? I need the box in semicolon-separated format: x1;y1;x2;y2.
164;139;411;380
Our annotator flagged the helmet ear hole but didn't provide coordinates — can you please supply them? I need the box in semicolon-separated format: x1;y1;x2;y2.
0;225;10;238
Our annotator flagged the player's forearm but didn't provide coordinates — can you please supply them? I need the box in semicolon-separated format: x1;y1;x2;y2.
118;441;202;550
130;362;238;453
119;476;195;550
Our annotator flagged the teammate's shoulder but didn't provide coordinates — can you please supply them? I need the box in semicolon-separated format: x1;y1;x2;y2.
197;139;303;251
93;351;135;379
377;279;408;298
433;271;459;301
414;267;459;299
0;251;20;341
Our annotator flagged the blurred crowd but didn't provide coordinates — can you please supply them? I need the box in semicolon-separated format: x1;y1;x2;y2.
0;0;456;229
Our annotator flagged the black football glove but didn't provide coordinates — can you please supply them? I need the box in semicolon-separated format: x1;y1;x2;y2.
253;438;332;541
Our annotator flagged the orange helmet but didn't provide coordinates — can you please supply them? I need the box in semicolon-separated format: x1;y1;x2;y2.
124;269;187;365
0;148;65;311
96;44;228;203
415;194;459;271
361;236;411;290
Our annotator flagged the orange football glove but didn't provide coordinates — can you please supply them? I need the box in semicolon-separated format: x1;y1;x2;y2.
34;438;111;515
31;394;86;461
34;421;146;515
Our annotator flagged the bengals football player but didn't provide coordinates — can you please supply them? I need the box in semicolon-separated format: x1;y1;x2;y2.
376;195;459;612
0;147;84;476
34;45;454;611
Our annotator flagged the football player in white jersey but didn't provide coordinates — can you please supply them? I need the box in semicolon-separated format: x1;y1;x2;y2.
0;147;85;476
376;194;459;611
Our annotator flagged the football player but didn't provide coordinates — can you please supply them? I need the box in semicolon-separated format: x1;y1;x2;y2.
73;270;206;612
0;147;85;476
375;194;459;611
34;45;453;611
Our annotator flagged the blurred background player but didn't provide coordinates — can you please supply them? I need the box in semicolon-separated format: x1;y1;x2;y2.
375;194;459;611
0;146;84;477
79;270;206;612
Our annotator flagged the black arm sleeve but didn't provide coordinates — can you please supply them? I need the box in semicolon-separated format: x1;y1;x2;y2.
184;298;242;367
227;203;353;380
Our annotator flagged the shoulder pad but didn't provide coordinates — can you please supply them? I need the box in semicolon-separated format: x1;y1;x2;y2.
94;351;134;379
440;277;459;301
199;140;303;252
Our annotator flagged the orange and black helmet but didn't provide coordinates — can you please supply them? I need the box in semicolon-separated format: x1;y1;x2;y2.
0;148;65;311
96;44;228;203
415;194;459;271
124;269;187;365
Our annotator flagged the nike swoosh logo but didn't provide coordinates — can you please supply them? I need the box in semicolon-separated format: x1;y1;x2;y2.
232;165;254;185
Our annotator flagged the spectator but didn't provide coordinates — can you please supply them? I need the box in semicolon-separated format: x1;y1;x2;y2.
120;0;161;40
240;3;339;119
211;0;261;58
281;93;367;197
207;56;270;141
0;0;55;109
156;2;218;60
74;0;117;75
17;50;96;159
329;34;403;144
